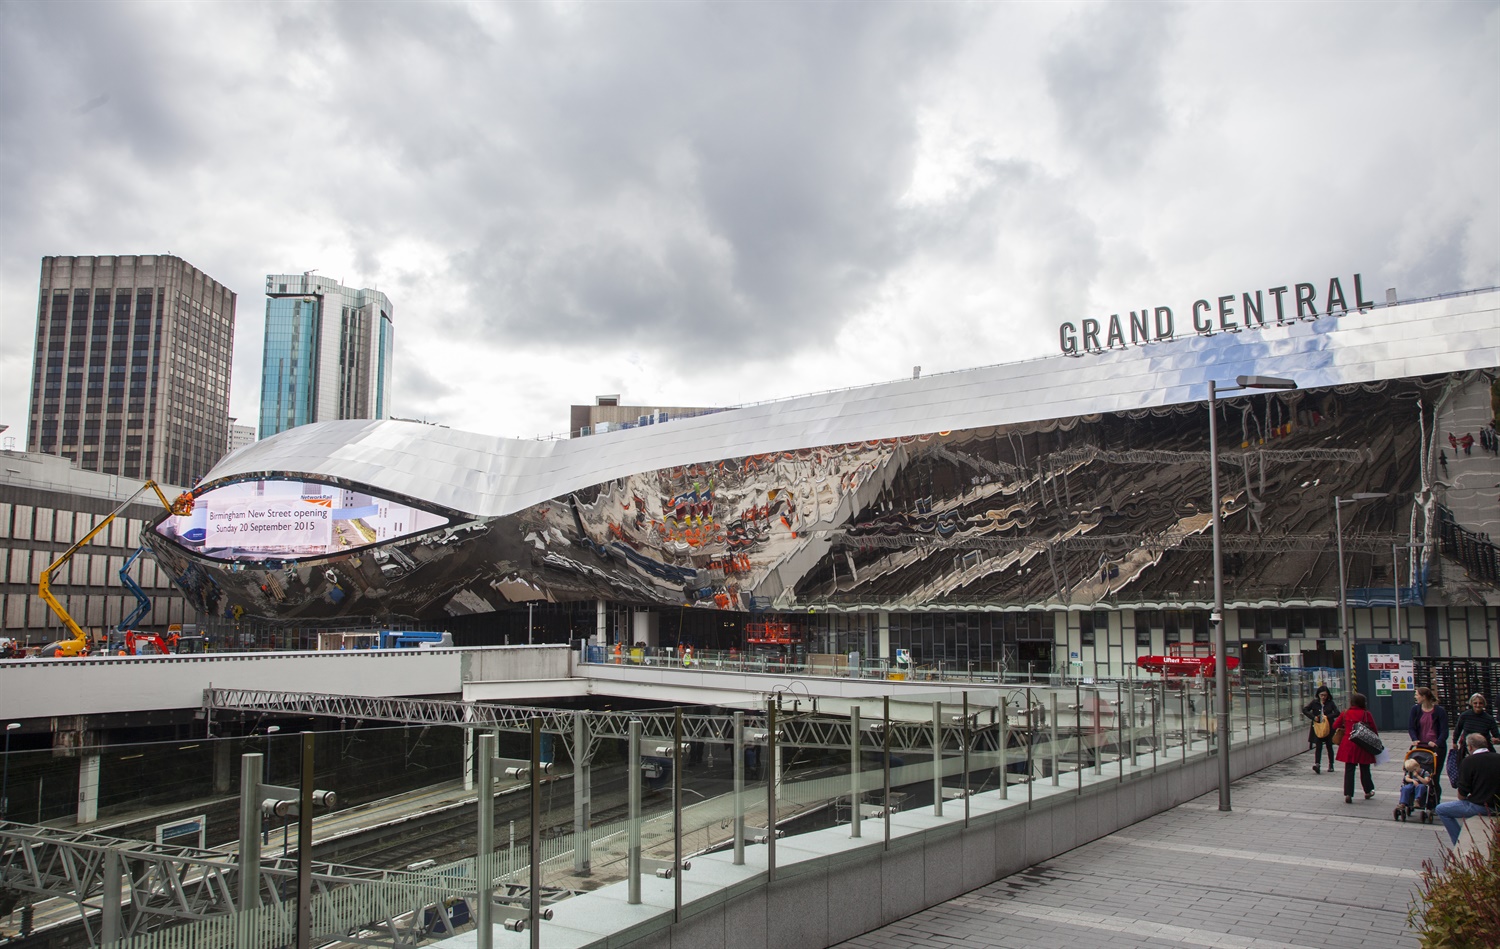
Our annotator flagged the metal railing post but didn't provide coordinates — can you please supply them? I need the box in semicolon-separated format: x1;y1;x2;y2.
1244;679;1252;740
529;718;542;949
850;707;862;838
998;695;1009;801
673;708;683;924
238;752;262;912
883;696;891;850
572;711;591;875
767;700;778;880
1050;692;1059;786
627;720;642;905
1075;683;1084;792
733;711;745;864
962;693;970;825
1093;688;1103;777
1116;683;1124;781
1025;693;1034;808
932;702;943;817
477;733;495;947
1180;686;1189;757
296;731;314;949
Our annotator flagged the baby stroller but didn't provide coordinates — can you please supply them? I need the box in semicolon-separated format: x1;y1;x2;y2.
1393;745;1438;823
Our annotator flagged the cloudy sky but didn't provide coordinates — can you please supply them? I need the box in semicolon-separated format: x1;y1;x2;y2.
2;1;1496;445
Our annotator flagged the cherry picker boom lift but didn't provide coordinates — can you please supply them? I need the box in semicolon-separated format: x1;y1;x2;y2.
37;481;186;658
104;546;174;656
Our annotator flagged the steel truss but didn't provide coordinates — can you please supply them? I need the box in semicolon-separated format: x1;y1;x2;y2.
203;689;1034;758
0;821;575;947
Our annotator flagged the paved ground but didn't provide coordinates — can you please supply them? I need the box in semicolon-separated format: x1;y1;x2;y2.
835;748;1448;949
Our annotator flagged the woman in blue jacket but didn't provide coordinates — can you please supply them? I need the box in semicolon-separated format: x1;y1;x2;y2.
1407;686;1448;790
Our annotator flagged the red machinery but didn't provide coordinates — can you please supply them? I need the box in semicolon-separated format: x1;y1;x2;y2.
745;620;801;647
1136;642;1240;678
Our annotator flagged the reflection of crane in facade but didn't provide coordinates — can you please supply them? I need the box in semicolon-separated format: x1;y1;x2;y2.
38;482;188;658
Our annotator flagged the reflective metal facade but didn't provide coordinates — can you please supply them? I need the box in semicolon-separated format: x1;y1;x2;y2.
145;290;1499;623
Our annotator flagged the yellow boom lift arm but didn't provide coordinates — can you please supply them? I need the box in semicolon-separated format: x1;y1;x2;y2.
37;481;188;657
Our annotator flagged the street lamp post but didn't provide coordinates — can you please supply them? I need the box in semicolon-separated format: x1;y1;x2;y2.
1335;493;1387;693
1390;541;1431;646
1393;543;1400;644
2;722;19;822
1210;374;1297;813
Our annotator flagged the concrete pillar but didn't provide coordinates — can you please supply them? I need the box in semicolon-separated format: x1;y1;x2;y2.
214;741;233;793
77;754;100;824
596;599;607;646
101;848;123;943
572;713;592;875
877;611;890;660
632;610;659;648
464;727;475;791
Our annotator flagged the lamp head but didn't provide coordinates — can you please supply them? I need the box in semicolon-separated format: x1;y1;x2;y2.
1235;375;1297;390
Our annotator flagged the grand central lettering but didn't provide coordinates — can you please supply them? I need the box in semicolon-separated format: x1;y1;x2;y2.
1058;273;1376;355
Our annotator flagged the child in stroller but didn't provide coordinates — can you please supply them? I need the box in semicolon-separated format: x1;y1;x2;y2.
1394;746;1437;823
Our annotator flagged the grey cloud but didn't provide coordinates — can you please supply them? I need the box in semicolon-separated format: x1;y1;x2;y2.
395;359;457;410
73;94;109;116
1042;3;1179;176
0;1;1495;443
292;2;967;355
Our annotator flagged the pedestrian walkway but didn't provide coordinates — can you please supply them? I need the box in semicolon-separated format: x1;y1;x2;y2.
1436;372;1499;539
834;748;1445;949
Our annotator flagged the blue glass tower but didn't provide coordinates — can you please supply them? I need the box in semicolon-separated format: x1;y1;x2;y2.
258;274;393;439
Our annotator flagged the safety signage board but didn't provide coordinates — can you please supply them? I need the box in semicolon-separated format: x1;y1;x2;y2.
1367;653;1402;670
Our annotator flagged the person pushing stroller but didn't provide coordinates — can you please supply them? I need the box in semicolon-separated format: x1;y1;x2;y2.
1394;748;1437;822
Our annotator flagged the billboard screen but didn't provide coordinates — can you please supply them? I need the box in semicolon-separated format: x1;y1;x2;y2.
156;479;449;562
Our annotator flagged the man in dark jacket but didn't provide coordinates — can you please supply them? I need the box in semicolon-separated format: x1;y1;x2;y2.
1434;733;1500;845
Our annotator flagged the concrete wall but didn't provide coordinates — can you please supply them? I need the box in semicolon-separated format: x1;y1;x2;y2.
0;647;477;719
0;644;580;720
465;643;572;683
610;729;1305;949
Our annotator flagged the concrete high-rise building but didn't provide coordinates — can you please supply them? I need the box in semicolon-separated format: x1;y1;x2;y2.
225;417;256;455
26;255;236;486
259;273;393;439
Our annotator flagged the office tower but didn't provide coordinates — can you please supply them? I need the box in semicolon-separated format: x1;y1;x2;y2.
26;255;236;485
259;273;393;439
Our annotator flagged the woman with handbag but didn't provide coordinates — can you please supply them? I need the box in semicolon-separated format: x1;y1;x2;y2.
1406;686;1448;794
1303;685;1340;774
1330;692;1379;803
1450;693;1500;782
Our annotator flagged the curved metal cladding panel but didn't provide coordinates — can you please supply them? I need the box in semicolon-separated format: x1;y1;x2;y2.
145;291;1499;622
